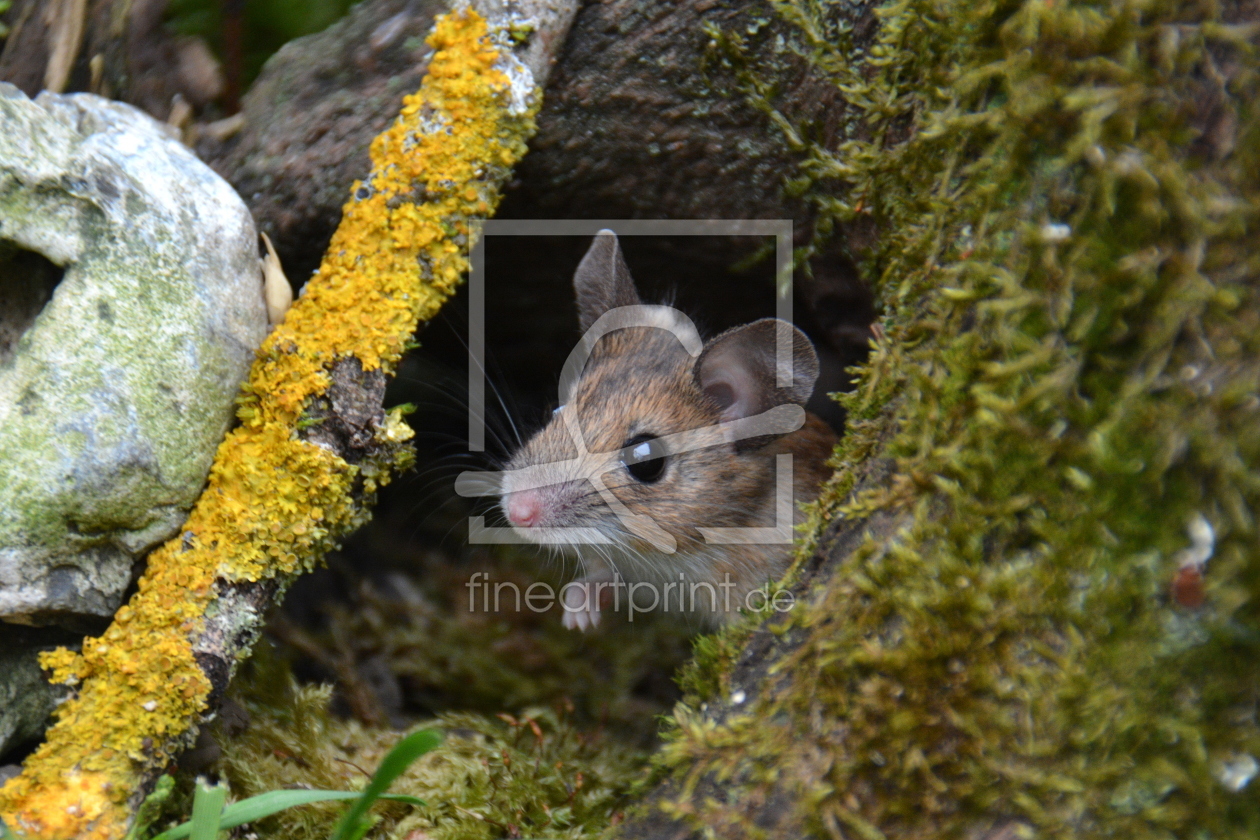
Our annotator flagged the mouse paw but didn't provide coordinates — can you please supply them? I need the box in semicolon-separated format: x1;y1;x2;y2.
561;601;600;631
560;576;613;631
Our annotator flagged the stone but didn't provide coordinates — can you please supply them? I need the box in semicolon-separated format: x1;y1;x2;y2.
0;83;267;754
0;627;77;756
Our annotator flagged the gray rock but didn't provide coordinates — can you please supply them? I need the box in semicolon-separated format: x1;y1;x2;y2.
0;626;77;757
0;83;266;627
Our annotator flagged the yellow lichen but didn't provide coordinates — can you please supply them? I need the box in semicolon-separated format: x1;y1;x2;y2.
0;9;536;839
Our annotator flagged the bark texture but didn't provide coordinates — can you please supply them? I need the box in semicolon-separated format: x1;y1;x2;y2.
2;0;880;422
607;0;1260;836
193;0;451;280
192;0;878;271
497;0;876;222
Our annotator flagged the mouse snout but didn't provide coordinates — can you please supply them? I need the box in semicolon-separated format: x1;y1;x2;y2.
505;489;543;528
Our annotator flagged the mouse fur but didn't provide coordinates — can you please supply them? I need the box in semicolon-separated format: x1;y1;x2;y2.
499;231;836;629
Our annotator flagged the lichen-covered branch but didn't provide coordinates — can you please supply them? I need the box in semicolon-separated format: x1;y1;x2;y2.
0;4;577;837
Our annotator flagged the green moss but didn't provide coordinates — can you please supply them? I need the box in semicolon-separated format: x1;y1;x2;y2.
674;628;744;704
206;648;647;840
647;0;1260;836
189;537;694;839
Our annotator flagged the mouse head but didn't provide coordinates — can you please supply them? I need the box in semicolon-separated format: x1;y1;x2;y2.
501;231;820;548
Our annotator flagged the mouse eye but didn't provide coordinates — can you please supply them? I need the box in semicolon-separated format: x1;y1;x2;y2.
621;434;667;483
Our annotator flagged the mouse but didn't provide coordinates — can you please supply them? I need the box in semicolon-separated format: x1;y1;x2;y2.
498;230;837;630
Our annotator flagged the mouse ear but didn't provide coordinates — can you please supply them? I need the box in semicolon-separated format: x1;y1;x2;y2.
694;318;820;424
573;230;641;333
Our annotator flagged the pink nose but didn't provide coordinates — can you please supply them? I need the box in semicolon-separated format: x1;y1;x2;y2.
505;490;542;527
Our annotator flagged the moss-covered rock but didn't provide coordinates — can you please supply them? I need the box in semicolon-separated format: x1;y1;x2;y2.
0;85;266;630
0;628;77;759
613;0;1260;837
0;8;553;835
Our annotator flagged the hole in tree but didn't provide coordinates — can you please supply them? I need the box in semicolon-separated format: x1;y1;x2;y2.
0;241;65;367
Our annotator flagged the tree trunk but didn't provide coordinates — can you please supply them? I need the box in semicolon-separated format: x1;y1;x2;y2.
606;0;1260;836
0;0;225;117
5;0;1253;836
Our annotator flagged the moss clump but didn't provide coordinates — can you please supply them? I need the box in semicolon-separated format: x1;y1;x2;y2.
647;0;1260;837
203;650;645;840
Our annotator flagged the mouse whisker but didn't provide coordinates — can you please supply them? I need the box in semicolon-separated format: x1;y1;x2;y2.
434;313;526;450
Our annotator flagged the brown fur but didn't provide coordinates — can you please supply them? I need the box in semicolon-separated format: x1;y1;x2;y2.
499;233;837;627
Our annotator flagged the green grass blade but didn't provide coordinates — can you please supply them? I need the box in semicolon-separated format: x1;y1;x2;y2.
329;728;443;840
188;780;227;840
219;790;428;829
150;791;427;840
125;775;175;840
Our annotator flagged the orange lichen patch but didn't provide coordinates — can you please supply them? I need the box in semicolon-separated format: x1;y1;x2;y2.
0;9;537;839
0;770;116;839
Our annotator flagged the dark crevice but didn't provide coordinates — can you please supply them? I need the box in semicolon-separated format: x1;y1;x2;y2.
0;241;65;367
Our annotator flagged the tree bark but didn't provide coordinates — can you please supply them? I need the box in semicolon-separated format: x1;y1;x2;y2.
193;0;879;274
605;0;1260;836
2;0;879;423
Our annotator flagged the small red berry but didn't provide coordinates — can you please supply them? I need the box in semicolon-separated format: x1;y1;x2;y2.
1171;565;1206;609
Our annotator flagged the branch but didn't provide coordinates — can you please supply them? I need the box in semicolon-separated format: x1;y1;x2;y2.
0;3;577;838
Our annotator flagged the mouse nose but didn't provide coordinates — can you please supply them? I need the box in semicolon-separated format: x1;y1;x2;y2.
505;489;542;528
